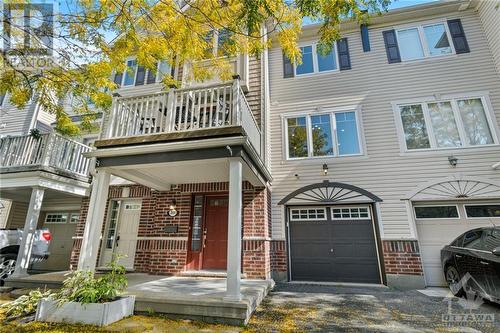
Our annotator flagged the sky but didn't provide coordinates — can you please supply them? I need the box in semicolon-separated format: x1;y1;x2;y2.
388;0;439;10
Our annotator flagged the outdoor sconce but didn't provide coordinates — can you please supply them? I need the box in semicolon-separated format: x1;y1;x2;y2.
168;199;178;217
448;155;458;167
323;163;329;175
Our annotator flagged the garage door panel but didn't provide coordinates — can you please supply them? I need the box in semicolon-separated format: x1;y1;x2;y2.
289;206;380;284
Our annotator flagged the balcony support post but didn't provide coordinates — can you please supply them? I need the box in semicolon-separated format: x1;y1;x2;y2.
165;86;176;132
232;76;241;126
224;158;243;301
11;187;45;277
77;169;110;272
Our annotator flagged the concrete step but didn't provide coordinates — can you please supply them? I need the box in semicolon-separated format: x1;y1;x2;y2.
179;270;247;279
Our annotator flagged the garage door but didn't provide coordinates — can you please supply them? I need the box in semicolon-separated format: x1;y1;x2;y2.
415;203;500;286
288;206;381;283
33;212;78;271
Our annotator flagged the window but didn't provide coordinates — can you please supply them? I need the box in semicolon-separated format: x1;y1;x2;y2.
290;208;326;221
123;60;137;86
45;213;69;223
414;206;459;219
116;60;171;86
396;22;453;61
0;93;5;107
105;201;120;249
482;229;500;251
285;110;362;159
295;44;338;75
332;207;370;219
396;96;497;151
191;195;203;252
462;229;484;250
70;213;80;224
465;205;500;218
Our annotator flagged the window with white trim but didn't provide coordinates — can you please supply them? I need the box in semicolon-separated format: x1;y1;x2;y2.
290;208;326;221
45;213;69;223
69;213;80;224
465;205;500;218
116;59;171;87
396;96;497;151
295;43;338;75
332;207;370;219
285;110;362;159
414;206;459;219
396;22;454;61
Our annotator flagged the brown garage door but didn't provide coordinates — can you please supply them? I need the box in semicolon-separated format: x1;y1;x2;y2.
288;206;381;283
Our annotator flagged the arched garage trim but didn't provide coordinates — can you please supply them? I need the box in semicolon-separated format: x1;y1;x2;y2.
403;175;500;201
278;180;382;205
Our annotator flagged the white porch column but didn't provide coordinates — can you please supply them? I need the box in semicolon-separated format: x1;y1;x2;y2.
77;169;110;272
12;187;45;277
225;158;243;301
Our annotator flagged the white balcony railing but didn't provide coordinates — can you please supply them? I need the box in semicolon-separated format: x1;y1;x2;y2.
0;133;92;178
105;80;261;155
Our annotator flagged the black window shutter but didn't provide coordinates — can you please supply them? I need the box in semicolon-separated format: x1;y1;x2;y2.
383;30;401;63
360;24;370;52
447;19;470;54
113;72;123;86
135;66;146;85
146;63;157;84
283;52;294;78
337;38;351;70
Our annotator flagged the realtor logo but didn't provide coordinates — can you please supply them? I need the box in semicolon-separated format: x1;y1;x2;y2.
442;272;495;327
2;1;54;55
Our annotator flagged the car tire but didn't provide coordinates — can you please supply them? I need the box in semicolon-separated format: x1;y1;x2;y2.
445;265;464;297
0;254;17;286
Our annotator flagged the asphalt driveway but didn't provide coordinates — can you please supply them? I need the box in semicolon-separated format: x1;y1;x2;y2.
247;283;500;333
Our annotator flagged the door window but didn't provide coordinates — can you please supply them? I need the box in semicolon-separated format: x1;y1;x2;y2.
105;201;120;249
191;195;204;252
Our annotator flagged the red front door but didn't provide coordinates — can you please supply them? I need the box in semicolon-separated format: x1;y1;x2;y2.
202;196;228;270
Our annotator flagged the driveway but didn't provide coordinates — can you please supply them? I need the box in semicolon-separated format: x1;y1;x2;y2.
247;283;500;333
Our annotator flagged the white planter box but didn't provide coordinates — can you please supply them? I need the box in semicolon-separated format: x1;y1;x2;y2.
35;296;135;326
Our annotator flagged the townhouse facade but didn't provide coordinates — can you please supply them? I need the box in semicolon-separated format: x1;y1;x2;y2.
1;0;499;293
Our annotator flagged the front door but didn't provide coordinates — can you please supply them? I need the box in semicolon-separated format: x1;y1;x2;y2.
202;196;228;270
100;199;141;269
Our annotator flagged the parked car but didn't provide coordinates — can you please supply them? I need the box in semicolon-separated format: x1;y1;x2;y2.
0;228;51;285
441;227;500;303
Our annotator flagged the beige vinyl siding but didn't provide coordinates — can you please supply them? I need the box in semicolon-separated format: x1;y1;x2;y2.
0;97;38;137
268;9;500;240
477;0;500;74
6;201;29;229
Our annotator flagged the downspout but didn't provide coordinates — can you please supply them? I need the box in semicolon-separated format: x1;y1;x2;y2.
261;23;271;169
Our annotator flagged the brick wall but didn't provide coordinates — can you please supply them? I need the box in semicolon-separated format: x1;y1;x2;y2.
71;182;271;278
382;240;423;276
270;240;287;279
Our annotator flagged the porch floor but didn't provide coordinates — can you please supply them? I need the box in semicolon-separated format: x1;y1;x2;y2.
5;272;274;325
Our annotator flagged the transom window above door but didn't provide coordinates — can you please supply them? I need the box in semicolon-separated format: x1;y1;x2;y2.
395;96;498;151
396;22;454;61
285;110;362;159
295;44;338;75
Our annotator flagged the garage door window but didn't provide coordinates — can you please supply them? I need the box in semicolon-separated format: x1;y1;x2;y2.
290;208;326;221
332;207;370;219
464;205;500;218
45;213;69;224
414;206;459;219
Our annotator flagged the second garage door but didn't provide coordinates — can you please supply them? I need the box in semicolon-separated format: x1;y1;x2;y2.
288;206;381;283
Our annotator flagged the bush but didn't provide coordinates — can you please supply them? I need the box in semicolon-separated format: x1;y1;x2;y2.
56;258;127;305
0;290;53;319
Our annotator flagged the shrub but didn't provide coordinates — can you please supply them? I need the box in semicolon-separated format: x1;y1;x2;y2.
0;290;53;319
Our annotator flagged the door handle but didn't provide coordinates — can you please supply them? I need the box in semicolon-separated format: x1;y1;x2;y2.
480;261;489;265
330;248;334;253
455;254;462;258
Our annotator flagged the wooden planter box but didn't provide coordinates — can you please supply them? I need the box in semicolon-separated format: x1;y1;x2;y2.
35;296;135;326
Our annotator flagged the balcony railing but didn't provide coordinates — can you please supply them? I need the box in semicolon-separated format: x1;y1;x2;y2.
0;133;92;178
105;80;261;155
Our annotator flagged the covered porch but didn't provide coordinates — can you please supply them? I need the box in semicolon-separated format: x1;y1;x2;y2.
5;272;274;325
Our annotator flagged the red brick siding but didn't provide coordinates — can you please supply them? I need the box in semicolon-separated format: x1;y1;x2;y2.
71;182;271;278
382;240;423;276
270;240;287;275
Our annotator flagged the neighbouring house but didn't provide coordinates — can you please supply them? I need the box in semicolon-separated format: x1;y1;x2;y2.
2;0;499;299
268;0;500;288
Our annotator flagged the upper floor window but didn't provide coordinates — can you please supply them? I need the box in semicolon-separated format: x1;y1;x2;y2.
396;22;453;61
114;60;171;87
285;110;362;159
0;93;5;107
395;96;498;151
296;44;338;75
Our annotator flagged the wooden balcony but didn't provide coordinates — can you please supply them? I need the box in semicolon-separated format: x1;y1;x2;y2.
100;80;261;156
0;133;92;180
